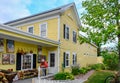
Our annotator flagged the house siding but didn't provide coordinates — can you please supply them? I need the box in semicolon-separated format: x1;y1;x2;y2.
17;17;59;41
59;8;97;72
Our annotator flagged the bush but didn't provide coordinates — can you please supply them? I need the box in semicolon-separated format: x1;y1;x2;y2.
102;52;119;70
88;63;106;70
71;65;80;75
79;67;88;74
54;72;74;80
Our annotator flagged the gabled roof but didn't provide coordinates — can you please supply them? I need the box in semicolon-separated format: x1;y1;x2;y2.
4;2;81;27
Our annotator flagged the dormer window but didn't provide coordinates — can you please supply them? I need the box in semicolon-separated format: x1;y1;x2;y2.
28;26;34;34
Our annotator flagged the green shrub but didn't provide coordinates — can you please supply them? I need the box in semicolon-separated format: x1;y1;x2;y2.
79;67;88;74
54;72;74;80
86;66;92;71
88;63;106;70
102;52;119;70
71;65;80;75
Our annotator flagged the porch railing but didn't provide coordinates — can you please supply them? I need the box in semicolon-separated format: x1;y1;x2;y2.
32;78;82;83
38;66;58;77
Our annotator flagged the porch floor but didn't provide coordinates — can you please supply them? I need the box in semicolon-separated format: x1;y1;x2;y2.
13;74;54;83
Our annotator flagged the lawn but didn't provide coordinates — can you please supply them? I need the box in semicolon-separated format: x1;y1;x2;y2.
84;70;115;83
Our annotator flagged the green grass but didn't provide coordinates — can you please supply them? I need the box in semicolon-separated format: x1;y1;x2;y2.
84;70;115;83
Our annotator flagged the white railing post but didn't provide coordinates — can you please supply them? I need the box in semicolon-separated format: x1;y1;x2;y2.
38;66;41;79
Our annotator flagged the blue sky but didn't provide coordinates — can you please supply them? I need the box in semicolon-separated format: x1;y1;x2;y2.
0;0;85;23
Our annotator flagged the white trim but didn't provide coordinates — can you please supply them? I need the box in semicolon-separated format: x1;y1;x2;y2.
9;15;59;27
0;24;59;45
27;25;34;34
21;53;33;70
64;24;70;40
58;16;60;41
65;51;70;67
48;51;58;74
72;52;77;65
72;30;77;43
40;22;47;38
57;46;60;72
48;51;56;67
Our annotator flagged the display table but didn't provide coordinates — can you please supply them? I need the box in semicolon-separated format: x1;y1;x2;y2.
0;76;3;82
0;69;16;83
5;72;16;83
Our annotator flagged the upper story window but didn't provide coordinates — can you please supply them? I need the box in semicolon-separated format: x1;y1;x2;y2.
28;26;34;34
73;31;77;43
72;53;77;65
40;23;47;37
63;52;70;67
63;24;69;40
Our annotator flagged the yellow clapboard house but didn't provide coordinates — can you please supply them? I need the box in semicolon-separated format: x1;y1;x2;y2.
0;3;97;74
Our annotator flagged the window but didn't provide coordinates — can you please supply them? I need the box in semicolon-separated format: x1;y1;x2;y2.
73;53;77;65
40;23;47;37
50;53;55;67
73;31;77;43
28;26;34;34
64;24;69;39
63;52;70;67
21;54;33;70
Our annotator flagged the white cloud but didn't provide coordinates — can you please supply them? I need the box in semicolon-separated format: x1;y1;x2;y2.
0;0;31;23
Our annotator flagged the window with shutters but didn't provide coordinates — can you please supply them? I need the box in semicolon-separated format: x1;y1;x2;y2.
73;53;77;65
40;23;47;37
73;31;77;43
64;52;70;67
64;24;69;39
28;26;34;34
21;54;33;70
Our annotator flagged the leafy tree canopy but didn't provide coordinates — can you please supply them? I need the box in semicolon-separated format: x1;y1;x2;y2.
79;0;120;56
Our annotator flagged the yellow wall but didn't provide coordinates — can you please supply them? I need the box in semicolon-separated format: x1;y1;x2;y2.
59;8;97;72
0;39;58;71
17;18;58;41
0;39;37;71
97;56;103;64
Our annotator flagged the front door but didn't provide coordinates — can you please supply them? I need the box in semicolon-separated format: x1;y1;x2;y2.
48;52;56;74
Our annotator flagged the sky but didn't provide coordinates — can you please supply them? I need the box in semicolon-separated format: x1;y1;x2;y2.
0;0;85;23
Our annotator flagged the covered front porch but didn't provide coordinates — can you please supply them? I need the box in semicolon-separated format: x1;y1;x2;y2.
0;24;60;80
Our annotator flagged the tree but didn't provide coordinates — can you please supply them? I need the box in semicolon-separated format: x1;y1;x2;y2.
79;0;120;58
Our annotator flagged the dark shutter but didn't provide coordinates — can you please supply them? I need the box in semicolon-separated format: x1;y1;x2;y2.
73;54;74;65
75;32;77;43
33;54;36;69
76;54;77;64
63;52;66;67
16;53;21;70
67;27;69;39
63;24;66;39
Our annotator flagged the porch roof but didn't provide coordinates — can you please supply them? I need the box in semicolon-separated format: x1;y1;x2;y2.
0;24;60;47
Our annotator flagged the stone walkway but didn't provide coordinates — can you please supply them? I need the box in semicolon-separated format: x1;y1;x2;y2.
75;70;95;83
13;70;95;83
